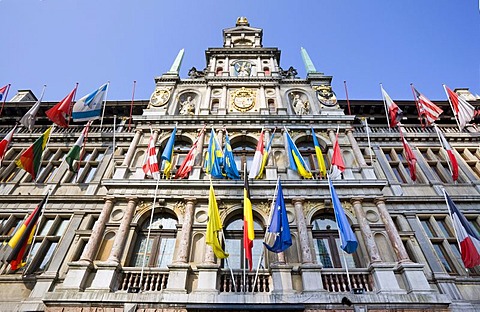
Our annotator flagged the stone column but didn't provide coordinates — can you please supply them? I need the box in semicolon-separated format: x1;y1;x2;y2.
259;86;268;115
114;129;143;179
108;197;138;264
191;128;206;179
62;197;115;291
346;129;376;179
80;197;115;262
265;129;277;180
375;198;410;263
218;85;227;115
292;198;313;264
176;198;196;263
351;198;381;264
275;86;286;115
200;86;211;115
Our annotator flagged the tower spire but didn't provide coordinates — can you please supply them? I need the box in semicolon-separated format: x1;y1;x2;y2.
168;48;185;74
300;47;317;74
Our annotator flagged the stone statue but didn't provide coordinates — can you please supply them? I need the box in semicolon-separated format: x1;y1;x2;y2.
292;94;310;115
179;96;195;115
280;66;298;79
188;67;206;78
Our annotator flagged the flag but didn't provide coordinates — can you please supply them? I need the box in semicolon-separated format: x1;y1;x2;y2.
223;132;240;179
285;130;313;179
161;127;177;179
249;130;265;179
204;128;224;179
243;172;254;270
434;125;459;182
311;128;327;177
444;192;480;268
142;133;160;180
399;129;417;181
45;86;77;128
330;133;345;180
5;194;48;271
0;84;8;101
65;122;91;173
445;85;475;131
19;88;45;131
0;125;17;166
176;141;197;179
15;126;52;180
72;83;108;122
264;180;292;253
413;87;443;126
206;181;229;259
258;130;275;179
329;178;358;254
381;86;403;127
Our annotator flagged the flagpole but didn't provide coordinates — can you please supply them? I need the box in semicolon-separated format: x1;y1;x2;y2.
327;175;353;292
410;83;425;128
252;177;280;292
442;84;462;132
23;188;53;276
0;83;11;117
66;83;79;128
139;153;161;292
344;81;352;115
379;83;391;129
75;121;92;183
37;124;56;183
433;124;456;184
99;81;110;130
442;189;464;267
128;80;136;132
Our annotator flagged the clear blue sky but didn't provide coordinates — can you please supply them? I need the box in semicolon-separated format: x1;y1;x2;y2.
1;1;478;102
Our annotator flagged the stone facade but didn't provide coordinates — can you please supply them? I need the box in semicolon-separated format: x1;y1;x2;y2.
0;18;479;312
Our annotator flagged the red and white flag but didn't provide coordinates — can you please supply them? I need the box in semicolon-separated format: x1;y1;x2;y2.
381;86;403;128
330;133;345;180
0;125;17;165
399;129;417;181
444;85;475;131
412;87;443;126
175;141;197;179
434;125;459;182
143;134;160;180
249;130;265;179
444;192;480;268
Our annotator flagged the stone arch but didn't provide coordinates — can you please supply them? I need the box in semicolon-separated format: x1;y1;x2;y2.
374;232;395;262
285;89;312;115
176;90;201;116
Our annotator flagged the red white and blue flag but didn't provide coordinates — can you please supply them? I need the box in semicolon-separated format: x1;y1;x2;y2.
434;125;459;182
412;87;443;127
444;192;480;268
0;85;8;101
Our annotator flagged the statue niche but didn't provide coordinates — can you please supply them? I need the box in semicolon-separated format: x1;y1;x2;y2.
289;92;310;115
178;93;197;116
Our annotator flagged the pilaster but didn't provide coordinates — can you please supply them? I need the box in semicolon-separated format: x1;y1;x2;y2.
351;198;381;264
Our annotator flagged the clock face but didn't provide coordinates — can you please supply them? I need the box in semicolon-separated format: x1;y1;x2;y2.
230;87;256;112
233;60;252;77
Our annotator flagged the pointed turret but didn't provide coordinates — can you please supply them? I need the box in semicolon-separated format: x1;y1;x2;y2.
167;48;185;74
301;47;317;74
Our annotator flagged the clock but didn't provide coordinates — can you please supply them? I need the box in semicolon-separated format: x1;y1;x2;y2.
230;87;256;112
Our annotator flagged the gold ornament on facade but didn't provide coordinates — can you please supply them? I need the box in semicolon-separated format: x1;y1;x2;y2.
256;202;271;214
174;201;186;215
303;201;325;215
313;85;338;107
230;87;256;112
149;86;172;107
342;201;354;215
136;201;151;214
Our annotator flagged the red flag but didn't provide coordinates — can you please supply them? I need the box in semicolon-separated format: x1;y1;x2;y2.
434;125;459;181
45;87;77;128
142;134;160;180
399;130;417;181
175;141;197;179
243;172;254;270
381;86;403;127
412;87;443;126
0;125;17;165
445;85;475;130
331;134;345;172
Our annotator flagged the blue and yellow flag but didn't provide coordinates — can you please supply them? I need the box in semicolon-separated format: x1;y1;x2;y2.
204;128;224;179
311;128;327;177
223;132;240;179
284;130;313;179
161;127;177;179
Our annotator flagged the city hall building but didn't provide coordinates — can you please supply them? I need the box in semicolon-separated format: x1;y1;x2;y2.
0;18;479;312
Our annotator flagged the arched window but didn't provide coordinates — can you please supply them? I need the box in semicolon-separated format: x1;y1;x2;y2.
157;137;193;179
224;217;265;269
263;67;270;76
216;67;223;76
130;213;177;268
311;213;357;268
267;99;275;114
297;139;329;179
231;139;256;176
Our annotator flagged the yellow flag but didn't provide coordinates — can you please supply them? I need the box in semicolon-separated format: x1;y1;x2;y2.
206;182;229;259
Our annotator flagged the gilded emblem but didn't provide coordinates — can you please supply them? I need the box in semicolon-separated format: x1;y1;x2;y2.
149;87;172;107
231;87;256;112
314;85;337;107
